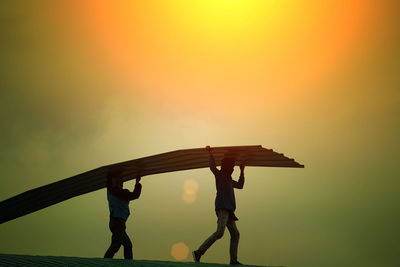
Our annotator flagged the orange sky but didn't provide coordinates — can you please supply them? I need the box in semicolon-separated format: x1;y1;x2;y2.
60;0;378;113
1;1;399;266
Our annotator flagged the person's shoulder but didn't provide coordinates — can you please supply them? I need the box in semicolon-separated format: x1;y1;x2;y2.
213;170;222;177
109;186;123;195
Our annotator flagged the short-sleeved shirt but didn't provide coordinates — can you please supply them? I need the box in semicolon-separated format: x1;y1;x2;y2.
107;190;130;220
214;172;237;212
106;183;142;220
208;155;244;212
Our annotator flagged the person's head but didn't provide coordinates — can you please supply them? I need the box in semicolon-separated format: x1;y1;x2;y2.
107;169;124;189
221;157;235;176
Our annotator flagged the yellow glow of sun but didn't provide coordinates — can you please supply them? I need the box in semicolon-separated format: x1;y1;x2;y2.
77;0;375;114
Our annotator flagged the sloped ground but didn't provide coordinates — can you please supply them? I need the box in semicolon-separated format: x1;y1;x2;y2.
0;254;277;267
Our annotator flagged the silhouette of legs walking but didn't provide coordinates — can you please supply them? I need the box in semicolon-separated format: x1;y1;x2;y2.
198;209;229;253
196;209;239;262
104;217;133;259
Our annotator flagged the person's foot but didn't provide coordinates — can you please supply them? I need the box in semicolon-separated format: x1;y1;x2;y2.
230;260;243;265
192;250;201;262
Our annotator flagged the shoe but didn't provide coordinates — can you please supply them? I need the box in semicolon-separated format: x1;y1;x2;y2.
192;250;201;262
230;260;243;265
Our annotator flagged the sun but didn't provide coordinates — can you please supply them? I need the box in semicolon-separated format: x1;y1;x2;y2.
76;0;375;113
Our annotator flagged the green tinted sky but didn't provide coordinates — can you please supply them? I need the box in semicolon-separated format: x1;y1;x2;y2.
0;1;399;267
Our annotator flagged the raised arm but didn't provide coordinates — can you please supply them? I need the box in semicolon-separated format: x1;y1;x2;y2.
206;146;219;175
130;177;142;200
233;165;245;189
109;177;142;201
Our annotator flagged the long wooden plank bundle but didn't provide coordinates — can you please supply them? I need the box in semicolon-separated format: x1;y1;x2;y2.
0;145;303;223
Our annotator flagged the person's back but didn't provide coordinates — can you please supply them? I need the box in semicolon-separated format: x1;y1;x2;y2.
107;185;134;220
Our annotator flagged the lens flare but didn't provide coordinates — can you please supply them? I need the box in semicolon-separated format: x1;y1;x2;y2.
171;242;189;260
182;178;199;204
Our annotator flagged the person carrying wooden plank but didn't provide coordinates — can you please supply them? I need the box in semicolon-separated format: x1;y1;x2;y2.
104;169;142;259
193;146;245;265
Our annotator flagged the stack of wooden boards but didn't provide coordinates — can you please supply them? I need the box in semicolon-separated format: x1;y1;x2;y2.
0;145;303;223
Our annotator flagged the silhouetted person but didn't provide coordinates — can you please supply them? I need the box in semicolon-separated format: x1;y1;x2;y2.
193;146;245;265
104;170;142;259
